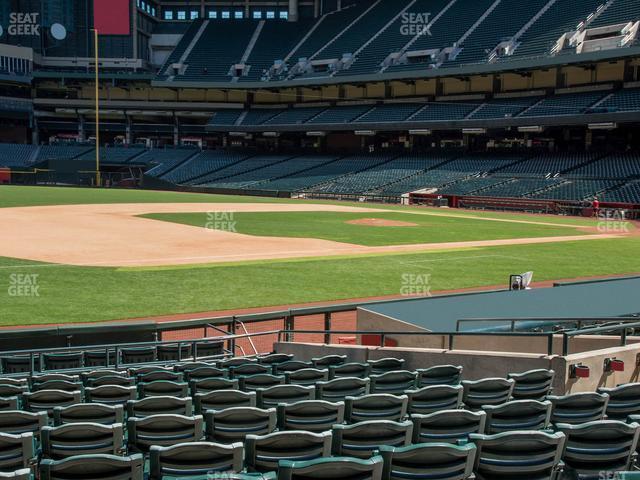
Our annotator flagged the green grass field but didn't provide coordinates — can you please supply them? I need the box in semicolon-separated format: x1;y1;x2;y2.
1;185;638;326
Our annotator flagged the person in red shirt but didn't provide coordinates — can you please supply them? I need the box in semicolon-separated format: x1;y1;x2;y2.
592;197;600;218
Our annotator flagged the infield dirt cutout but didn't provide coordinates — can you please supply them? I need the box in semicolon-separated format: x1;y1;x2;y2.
346;218;419;227
0;202;624;267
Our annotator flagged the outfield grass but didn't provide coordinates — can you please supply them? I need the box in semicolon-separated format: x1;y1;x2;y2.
1;185;638;326
142;211;590;246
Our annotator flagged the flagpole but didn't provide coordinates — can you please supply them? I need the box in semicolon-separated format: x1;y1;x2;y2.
93;27;101;187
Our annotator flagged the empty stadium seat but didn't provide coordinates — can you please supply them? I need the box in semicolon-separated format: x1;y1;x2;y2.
138;380;189;398
41;422;124;459
461;378;515;409
277;455;384;480
39;454;144;480
345;394;408;423
416;365;463;387
332;420;413;458
0;411;47;435
316;377;370;401
228;364;271;379
190;378;239;395
0;432;36;473
22;390;82;414
370;371;417;395
128;414;204;452
120;347;156;365
258;354;294;365
311;355;347;368
368;359;406;375
483;399;552;434
126;396;193;417
285;369;329;386
194;390;256;414
149;441;243;479
411;410;486;444
42;353;83;371
548;392;609;425
328;363;371;379
257;385;315;409
53;403;124;426
379;442;477;480
276;400;345;433
598;383;640;420
406;385;464;415
85;386;137;406
205;407;277;443
0;469;31;480
508;369;555;401
245;430;332;472
556;420;640;478
468;430;566;480
240;374;286;392
274;361;314;376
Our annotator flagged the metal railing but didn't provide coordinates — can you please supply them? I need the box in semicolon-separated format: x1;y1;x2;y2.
455;317;640;332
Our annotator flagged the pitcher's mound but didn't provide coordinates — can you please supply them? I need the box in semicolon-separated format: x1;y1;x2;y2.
346;218;419;227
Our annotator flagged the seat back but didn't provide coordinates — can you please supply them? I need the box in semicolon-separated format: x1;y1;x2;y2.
258;354;294;365
41;422;124;459
508;369;555;401
83;350;117;368
257;385;315;409
39;454;144;480
42;353;83;371
149;441;243;479
0;432;35;471
556;420;640;475
311;355;347;368
32;380;82;392
370;371;417;395
228;364;271;379
53;403;124;425
127;414;204;452
345;394;408;423
411;410;486;444
274;361;314;376
136;371;182;383
368;358;406;376
217;358;257;369
461;378;514;409
85;386;137;405
0;356;33;375
416;365;463;387
379;442;476;480
0;411;47;435
332;420;413;458
183;366;226;381
0;469;31;480
285;369;329;386
240;374;285;392
205;407;276;443
190;378;239;395
22;390;82;414
329;363;370;379
277;400;345;433
194;341;224;359
245;430;332;472
0;384;27;398
126;396;192;417
469;430;566;480
406;385;464;415
0;397;19;411
277;455;384;480
138;380;189;398
194;390;256;414
483;400;552;434
316;377;370;402
598;383;640;420
173;362;215;373
548;392;609;424
87;375;135;388
120;347;156;365
80;370;127;386
156;344;192;362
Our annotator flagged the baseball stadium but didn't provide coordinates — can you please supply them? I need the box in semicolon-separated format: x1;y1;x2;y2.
2;0;640;478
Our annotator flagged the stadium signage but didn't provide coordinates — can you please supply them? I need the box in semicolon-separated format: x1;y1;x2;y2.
400;13;431;36
7;13;40;36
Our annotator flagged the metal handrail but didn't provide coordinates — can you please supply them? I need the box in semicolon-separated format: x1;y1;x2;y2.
455;317;640;332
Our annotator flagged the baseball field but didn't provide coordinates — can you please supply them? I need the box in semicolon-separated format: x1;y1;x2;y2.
1;185;638;326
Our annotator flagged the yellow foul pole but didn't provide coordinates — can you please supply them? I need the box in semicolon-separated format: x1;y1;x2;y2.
93;28;101;187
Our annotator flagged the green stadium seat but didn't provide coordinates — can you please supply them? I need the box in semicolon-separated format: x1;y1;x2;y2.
311;355;347;368
258;354;295;365
285;369;329;386
257;385;315;409
345;394;408;423
379;442;476;480
228;364;271;379
0;357;34;375
316;377;370;402
411;410;486;444
276;400;345;433
41;422;124;459
508;369;555;401
42;353;83;371
0;469;31;480
483;399;552;434
190;378;239;395
367;359;406;376
53;403;124;426
85;375;135;388
598;383;640;420
239;374;285;392
328;363;371;380
136;370;183;383
85;386;137;406
0;411;47;435
194;390;256;414
548;392;609;425
83;351;117;368
0;384;27;398
128;414;204;452
31;380;82;393
245;430;332;473
157;344;192;362
369;371;417;395
173;362;216;373
468;430;566;480
218;358;258;369
0;398;19;411
277;455;384;480
39;454;144;480
138;380;189;398
79;370;128;386
406;385;464;415
120;347;156;365
332;420;413;458
416;365;463;387
205;407;277;443
556;420;640;478
274;361;314;376
183;366;226;382
129;366;171;377
22;390;82;414
461;378;515;409
126;396;192;417
0;432;36;473
149;441;243;479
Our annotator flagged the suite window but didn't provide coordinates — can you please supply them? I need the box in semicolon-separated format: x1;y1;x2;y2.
177;10;186;20
164;10;173;20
